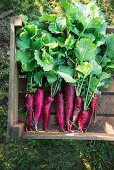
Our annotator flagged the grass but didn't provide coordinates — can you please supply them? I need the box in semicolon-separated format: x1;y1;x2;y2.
0;0;114;169
0;107;113;170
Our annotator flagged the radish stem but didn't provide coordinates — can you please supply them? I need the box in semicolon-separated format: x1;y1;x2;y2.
84;74;92;110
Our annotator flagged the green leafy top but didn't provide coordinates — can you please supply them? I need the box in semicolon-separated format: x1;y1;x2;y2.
75;38;96;62
16;1;113;98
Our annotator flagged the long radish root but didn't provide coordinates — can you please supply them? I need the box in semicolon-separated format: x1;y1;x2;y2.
25;93;34;131
85;94;97;132
43;96;54;132
34;88;44;131
64;83;75;132
55;91;65;132
70;96;82;129
78;110;89;132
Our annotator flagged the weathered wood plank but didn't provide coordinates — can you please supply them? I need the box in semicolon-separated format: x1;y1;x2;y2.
22;115;114;140
87;116;114;134
18;93;26;112
13;16;22;26
14;46;19;125
7;16;22;137
100;80;114;92
96;95;114;115
11;123;25;138
22;132;114;141
18;115;26;123
19;78;27;91
7;17;16;136
18;93;26;103
36;115;57;131
106;25;114;34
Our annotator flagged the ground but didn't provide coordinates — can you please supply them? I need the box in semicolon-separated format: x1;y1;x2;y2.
0;0;114;169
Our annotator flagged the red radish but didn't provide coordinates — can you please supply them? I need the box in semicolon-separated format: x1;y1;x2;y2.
55;91;64;132
70;96;82;129
85;94;97;132
64;83;75;131
25;93;34;131
34;88;44;131
78;110;89;132
43;96;54;132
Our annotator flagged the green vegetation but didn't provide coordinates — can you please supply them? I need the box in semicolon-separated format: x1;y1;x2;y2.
0;0;114;169
0;107;114;169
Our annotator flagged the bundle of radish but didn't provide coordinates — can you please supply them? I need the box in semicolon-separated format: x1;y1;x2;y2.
15;1;114;134
25;93;34;131
55;91;64;132
34;88;44;131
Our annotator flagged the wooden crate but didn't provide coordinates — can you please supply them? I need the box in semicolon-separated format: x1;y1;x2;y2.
7;16;114;140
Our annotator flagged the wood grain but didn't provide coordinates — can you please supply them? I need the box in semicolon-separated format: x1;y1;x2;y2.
22;115;114;140
106;25;114;34
96;95;114;115
19;78;27;91
18;115;26;123
7;16;22;137
13;16;22;27
11;123;25;138
22;132;114;141
86;116;114;134
100;80;114;93
7;17;16;136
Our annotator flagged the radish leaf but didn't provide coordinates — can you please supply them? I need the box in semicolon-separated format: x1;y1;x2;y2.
57;72;76;83
15;50;32;63
45;72;57;84
34;50;54;71
75;38;96;62
58;65;74;77
76;62;93;77
34;71;44;86
39;14;57;22
24;24;37;37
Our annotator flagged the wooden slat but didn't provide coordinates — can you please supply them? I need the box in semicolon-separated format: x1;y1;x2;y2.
106;25;114;34
37;115;58;130
14;46;19;125
100;80;114;92
19;78;27;91
18;115;26;123
22;115;114;141
96;95;114;115
13;16;22;26
22;132;114;141
7;16;22;137
18;93;26;105
11;123;24;138
8;17;15;136
18;93;26;112
87;116;114;134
